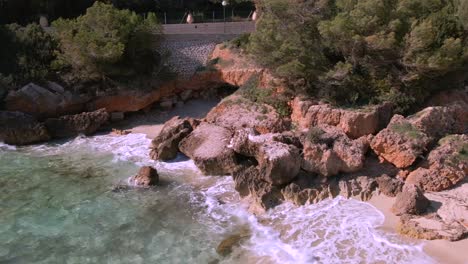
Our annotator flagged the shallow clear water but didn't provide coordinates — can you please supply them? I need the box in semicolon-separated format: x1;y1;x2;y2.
0;134;435;264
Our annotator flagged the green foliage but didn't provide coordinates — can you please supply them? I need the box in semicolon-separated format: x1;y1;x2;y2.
248;0;468;113
53;2;162;82
225;33;251;50
0;23;58;87
238;75;291;117
389;122;423;139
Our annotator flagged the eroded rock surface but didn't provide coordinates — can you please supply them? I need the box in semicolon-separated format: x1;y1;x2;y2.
291;97;393;139
5;82;88;118
129;166;159;187
0;111;50;145
179;123;237;175
391;184;430;216
149;116;198;161
231;129;301;186
44;109;109;138
371;115;431;168
301;125;369;177
406;134;467;192
206;95;288;134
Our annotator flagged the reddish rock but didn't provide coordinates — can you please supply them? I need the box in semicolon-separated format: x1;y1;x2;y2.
0;111;50;145
370;115;431;168
301;125;369;177
179;123;237;175
291;97;393;139
149;116;195;161
230;129;301;185
407;105;467;138
44;109;109;138
406;134;467;192
206;95;288;134
391;184;430;216
129;166;159;186
232;165;284;210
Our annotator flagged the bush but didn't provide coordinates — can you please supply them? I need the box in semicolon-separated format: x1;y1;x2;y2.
248;0;468;113
53;2;162;83
0;23;58;87
238;75;292;117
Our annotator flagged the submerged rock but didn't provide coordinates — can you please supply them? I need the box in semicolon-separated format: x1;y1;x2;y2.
216;229;251;257
179;123;237;175
149;116;197;161
44;108;109;138
391;184;430;216
0;111;50;145
129;166;159;187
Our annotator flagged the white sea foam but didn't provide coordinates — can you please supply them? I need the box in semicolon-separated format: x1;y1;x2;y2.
16;133;435;263
0;142;16;151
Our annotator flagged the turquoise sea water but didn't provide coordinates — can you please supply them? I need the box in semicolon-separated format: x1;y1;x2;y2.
0;134;435;264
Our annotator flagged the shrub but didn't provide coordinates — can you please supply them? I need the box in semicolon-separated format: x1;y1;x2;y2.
53;2;162;83
238;75;292;117
0;23;58;87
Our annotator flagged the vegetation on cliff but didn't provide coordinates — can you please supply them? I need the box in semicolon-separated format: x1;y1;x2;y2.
247;0;468;113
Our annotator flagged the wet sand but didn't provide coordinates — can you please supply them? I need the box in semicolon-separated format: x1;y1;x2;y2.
369;194;468;264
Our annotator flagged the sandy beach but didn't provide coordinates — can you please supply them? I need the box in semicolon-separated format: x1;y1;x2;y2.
111;98;220;139
369;194;468;264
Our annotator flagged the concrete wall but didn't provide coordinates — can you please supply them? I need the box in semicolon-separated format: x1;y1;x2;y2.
163;21;255;35
159;22;255;79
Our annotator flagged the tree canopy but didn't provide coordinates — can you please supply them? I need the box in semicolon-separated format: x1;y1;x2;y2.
247;0;468;112
53;2;162;83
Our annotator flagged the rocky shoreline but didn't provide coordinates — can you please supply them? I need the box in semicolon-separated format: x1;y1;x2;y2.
1;45;467;244
146;87;467;242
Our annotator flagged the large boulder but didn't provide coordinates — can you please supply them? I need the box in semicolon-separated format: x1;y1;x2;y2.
232;165;284;210
231;129;301;185
129;166;159;187
391;184;430;216
179;123;237;175
406;105;468;138
149;116;197;161
370;115;431;168
291;97;393;139
406;135;467;192
0;111;50;145
371;104;468;169
206;94;288;134
301;125;369;177
5;82;88;118
44;109;109;138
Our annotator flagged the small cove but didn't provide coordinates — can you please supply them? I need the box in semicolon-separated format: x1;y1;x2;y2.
0;134;435;264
